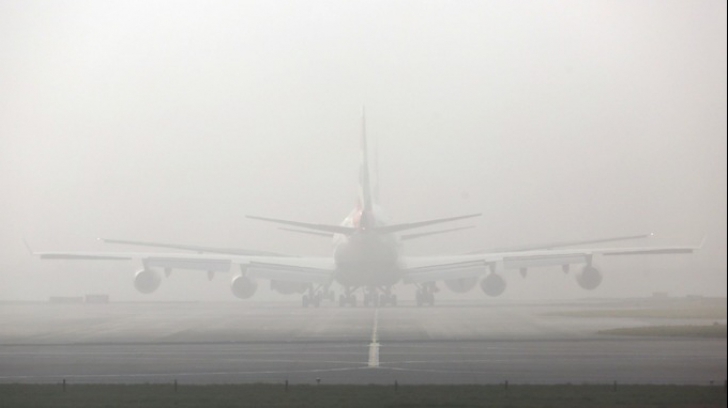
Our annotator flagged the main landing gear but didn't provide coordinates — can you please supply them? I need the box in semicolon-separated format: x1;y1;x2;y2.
302;286;334;308
363;288;397;307
339;292;357;307
415;284;437;307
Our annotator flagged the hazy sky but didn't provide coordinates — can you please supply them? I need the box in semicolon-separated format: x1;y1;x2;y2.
1;1;725;301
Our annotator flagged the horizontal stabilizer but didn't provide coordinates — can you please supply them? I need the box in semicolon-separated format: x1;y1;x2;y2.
401;226;475;241
373;213;481;234
279;228;334;238
247;215;356;235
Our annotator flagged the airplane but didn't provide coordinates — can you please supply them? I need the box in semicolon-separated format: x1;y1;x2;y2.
30;110;702;307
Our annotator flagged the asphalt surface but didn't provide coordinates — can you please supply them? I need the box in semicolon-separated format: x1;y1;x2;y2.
0;300;725;384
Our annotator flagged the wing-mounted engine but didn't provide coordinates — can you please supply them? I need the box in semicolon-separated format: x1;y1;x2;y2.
576;265;603;290
231;275;258;299
445;277;478;293
134;269;162;294
480;273;507;297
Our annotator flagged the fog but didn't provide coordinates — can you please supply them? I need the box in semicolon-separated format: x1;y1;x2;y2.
0;1;725;301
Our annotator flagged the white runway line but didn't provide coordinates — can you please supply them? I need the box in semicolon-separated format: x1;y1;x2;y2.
367;309;380;368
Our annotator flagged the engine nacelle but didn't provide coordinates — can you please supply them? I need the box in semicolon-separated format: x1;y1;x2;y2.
231;275;258;299
271;280;308;295
445;277;478;293
576;265;603;290
480;273;507;297
134;269;161;294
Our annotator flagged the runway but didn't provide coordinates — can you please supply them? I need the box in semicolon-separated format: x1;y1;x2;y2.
0;300;725;384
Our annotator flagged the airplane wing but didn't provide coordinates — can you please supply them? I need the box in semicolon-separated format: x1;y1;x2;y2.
247;259;335;285
401;241;703;283
34;250;234;272
100;238;295;257
465;233;655;254
32;248;335;285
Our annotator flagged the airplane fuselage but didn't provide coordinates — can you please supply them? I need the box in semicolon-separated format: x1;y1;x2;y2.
332;206;402;288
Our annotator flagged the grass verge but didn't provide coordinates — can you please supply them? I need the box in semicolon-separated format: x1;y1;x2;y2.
0;383;726;408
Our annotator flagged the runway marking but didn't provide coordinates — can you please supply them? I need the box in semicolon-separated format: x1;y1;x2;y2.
367;309;380;368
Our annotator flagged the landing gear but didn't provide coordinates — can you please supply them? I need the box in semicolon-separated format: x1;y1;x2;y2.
416;284;436;307
380;293;397;307
338;293;357;307
363;287;397;307
302;294;323;308
302;285;328;308
363;291;378;307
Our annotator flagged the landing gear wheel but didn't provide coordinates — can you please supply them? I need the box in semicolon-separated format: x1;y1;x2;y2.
302;295;310;308
339;293;357;307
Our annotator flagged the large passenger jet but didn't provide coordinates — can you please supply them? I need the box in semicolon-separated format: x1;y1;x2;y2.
32;111;701;306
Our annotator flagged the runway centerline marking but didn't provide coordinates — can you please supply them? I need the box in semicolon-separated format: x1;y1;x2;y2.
368;308;380;368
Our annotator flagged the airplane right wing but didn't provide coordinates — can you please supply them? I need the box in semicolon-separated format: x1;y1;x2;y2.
401;240;703;284
466;233;655;254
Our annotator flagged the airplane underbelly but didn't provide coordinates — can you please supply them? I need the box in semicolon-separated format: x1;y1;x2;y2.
333;237;401;287
334;264;402;287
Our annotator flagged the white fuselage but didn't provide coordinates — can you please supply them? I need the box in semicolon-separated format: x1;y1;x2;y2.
331;205;402;288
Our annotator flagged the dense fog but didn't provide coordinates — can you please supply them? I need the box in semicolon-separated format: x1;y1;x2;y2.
1;1;725;301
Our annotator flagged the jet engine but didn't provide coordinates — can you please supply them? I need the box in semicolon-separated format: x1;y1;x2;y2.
576;265;603;290
231;275;258;299
445;277;478;293
134;269;161;294
480;273;507;297
271;280;308;295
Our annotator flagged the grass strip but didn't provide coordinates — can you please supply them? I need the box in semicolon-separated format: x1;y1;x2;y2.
0;383;726;408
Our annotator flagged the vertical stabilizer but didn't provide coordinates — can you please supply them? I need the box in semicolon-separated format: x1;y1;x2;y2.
359;106;374;213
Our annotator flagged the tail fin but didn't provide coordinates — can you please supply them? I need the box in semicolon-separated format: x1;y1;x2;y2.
359;106;374;212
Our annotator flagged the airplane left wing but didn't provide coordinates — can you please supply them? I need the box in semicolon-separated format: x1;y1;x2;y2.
247;259;335;285
100;238;295;257
32;248;335;285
